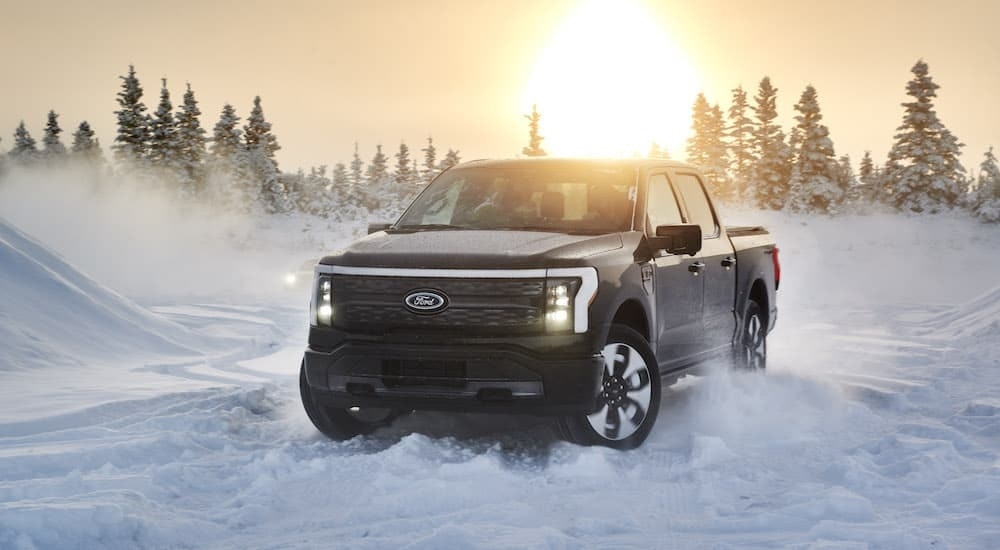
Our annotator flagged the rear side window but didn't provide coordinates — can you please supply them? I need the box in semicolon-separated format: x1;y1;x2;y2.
646;174;682;230
673;173;718;238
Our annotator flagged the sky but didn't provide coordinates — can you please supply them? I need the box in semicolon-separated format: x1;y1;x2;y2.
1;0;998;174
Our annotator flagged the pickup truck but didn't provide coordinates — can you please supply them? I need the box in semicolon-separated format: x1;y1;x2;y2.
300;158;779;449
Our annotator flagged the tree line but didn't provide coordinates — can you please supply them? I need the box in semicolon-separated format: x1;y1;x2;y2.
677;60;1000;222
3;61;998;223
0;65;463;218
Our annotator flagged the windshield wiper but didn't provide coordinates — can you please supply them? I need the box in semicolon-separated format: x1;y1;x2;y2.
390;223;468;232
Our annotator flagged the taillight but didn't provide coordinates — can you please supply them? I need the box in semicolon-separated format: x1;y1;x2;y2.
771;247;781;291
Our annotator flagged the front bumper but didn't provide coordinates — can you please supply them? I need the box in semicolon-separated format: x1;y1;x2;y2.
302;338;605;415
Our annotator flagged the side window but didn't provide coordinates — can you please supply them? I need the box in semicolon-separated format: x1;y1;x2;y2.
646;174;682;231
674;173;718;238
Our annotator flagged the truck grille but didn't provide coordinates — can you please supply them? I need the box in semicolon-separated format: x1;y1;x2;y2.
332;275;546;333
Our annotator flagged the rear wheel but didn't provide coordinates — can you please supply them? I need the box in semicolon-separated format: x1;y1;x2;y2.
299;362;397;440
735;299;767;370
558;324;661;450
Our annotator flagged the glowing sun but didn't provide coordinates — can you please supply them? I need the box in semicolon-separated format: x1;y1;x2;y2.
522;0;702;158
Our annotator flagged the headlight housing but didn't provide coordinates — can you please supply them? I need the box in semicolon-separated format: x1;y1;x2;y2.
544;278;581;332
311;275;333;326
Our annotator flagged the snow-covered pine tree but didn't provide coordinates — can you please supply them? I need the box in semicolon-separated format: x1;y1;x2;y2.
147;78;184;182
441;148;461;171
886;60;967;213
522;104;546;157
421;137;438;184
112;65;150;165
785;85;842;214
972;147;1000;222
209;104;241;163
41;110;67;160
242;96;285;213
205;104;245;207
175;83;206;194
837;154;861;209
393;141;414;185
366;144;389;185
727;86;755;202
349;142;364;187
749;77;792;210
71;121;104;165
332;162;348;187
856;151;876;203
9;121;38;164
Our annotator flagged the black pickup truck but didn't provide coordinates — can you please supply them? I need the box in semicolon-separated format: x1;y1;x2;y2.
300;158;779;449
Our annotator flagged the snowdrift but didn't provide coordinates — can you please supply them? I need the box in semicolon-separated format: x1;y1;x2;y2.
0;217;205;370
924;284;1000;339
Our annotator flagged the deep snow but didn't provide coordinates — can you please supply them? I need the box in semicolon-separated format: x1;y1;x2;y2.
2;177;1000;549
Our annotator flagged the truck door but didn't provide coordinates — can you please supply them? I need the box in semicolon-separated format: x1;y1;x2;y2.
671;171;737;354
646;172;704;369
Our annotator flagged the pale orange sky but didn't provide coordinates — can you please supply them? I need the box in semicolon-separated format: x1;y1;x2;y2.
2;0;998;173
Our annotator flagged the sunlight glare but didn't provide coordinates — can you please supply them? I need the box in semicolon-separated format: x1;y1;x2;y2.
521;0;701;158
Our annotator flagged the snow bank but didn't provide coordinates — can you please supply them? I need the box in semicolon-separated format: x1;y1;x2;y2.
0;217;203;370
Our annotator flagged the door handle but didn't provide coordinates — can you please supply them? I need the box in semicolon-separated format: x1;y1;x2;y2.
688;262;705;276
721;257;736;269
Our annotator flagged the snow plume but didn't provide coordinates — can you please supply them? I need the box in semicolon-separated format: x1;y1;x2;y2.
0;164;328;304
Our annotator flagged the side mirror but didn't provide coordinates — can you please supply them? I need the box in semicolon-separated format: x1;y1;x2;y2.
367;222;392;234
648;224;702;256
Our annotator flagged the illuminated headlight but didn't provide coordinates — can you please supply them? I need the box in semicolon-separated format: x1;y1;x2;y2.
545;278;580;332
311;275;333;326
284;273;297;287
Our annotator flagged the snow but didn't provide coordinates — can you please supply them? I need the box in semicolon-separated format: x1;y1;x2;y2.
2;178;1000;548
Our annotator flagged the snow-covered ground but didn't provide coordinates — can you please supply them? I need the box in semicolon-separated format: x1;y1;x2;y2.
2;173;1000;549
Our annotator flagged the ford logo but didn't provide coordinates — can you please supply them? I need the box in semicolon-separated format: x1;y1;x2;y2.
403;290;448;314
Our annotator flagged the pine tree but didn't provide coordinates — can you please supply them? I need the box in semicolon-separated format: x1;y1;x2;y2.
112;64;150;164
349;142;364;187
209;104;241;163
785;85;842;214
727;86;755;201
857;151;876;202
886;60;966;213
522;104;546;156
366;144;389;185
148;78;184;180
421;136;438;183
41;110;66;159
332;162;348;187
441;148;461;171
242;95;284;212
9;121;38;164
749;77;792;210
972;147;1000;222
393;141;414;185
175;82;206;192
686;93;712;165
71;121;103;164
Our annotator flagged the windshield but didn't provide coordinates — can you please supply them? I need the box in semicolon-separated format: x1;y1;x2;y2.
395;165;636;233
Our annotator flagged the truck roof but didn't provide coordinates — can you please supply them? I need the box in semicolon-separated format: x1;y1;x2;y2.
456;157;699;172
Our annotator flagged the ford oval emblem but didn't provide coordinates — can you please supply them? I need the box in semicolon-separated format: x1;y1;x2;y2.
404;290;448;314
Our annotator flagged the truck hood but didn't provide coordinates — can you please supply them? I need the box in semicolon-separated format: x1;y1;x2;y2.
322;230;624;269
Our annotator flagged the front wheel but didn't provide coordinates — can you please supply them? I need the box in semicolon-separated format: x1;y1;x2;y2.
558;324;661;450
735;299;767;370
299;362;398;440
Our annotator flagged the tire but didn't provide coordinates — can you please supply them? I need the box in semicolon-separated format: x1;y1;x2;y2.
299;362;398;440
558;324;662;450
734;299;767;370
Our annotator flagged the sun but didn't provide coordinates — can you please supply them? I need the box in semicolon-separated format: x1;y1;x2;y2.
521;0;702;158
